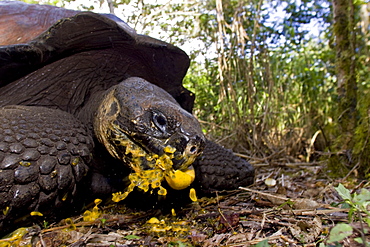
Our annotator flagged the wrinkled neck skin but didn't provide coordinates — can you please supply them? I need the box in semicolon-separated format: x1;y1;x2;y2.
79;77;205;174
77;91;106;135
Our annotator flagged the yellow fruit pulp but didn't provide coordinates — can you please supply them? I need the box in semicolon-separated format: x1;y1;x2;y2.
165;168;195;190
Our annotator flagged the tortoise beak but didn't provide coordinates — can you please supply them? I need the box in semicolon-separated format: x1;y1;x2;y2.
167;132;205;170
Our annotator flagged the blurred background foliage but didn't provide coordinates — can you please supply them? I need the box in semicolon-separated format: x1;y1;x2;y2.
21;0;370;176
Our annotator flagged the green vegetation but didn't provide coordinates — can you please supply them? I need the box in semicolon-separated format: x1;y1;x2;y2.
21;0;370;177
324;184;370;246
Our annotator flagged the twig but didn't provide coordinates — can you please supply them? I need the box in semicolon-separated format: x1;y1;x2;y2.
40;215;132;233
227;235;283;246
237;149;286;163
217;208;237;233
198;119;230;131
356;211;367;245
242;161;323;167
238;207;349;218
216;133;236;144
234;153;265;161
350;180;368;194
69;227;93;247
214;191;237;233
255;212;266;239
239;187;289;201
239;187;352;216
342;161;360;181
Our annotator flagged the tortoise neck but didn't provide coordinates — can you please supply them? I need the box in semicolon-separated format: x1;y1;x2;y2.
76;90;107;136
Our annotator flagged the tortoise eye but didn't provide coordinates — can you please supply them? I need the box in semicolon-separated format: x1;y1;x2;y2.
152;112;167;130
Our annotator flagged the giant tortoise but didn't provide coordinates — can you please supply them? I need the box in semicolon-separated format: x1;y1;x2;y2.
0;1;255;234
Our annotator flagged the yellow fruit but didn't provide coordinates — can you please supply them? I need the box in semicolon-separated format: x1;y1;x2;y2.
165;167;195;190
147;217;160;224
189;188;198;202
30;211;43;216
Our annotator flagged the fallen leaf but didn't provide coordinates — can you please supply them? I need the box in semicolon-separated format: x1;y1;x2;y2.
289;217;322;243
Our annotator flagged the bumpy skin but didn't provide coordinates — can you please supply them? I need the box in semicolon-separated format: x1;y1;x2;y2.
0;106;93;231
193;140;254;193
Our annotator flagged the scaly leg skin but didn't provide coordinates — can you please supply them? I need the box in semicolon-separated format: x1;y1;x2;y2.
0;105;93;235
192;139;255;193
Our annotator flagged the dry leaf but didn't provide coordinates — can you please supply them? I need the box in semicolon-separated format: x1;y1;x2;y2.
289;217;322;243
203;233;231;247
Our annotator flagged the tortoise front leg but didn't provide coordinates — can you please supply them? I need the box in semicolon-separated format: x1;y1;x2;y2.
0;105;93;235
192;139;255;193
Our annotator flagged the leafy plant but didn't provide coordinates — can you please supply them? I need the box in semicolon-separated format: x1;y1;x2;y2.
168;240;192;247
324;184;370;246
335;184;370;224
124;235;141;240
326;223;353;244
254;239;270;247
43;220;49;229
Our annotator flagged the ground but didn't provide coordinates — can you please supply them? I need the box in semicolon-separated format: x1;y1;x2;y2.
1;160;369;246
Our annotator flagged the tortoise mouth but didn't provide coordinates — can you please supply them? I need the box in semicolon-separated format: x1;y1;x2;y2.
105;124;199;202
108;125;172;172
108;125;199;173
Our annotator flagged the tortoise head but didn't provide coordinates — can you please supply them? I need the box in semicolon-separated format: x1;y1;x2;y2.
94;77;205;192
